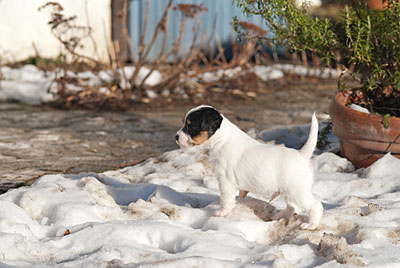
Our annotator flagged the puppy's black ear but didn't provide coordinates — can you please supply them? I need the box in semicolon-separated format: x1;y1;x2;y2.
201;108;223;136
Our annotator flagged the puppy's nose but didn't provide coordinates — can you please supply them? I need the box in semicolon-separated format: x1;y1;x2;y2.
175;134;179;141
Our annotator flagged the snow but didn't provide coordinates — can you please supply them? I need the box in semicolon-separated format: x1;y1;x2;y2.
0;65;162;105
298;0;322;7
0;65;57;105
253;65;284;81
195;64;338;84
1;121;400;267
118;66;162;89
272;64;339;79
349;104;370;114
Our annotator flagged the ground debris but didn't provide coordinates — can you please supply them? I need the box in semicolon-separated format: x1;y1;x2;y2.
317;233;364;266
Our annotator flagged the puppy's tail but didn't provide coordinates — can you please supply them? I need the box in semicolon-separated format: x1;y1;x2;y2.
299;112;318;159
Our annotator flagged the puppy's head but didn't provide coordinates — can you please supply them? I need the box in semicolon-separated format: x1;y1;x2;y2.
175;105;223;149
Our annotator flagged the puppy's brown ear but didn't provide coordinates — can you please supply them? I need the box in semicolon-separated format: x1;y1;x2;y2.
201;109;223;137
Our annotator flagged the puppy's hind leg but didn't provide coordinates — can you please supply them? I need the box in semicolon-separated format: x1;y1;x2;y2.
214;179;237;217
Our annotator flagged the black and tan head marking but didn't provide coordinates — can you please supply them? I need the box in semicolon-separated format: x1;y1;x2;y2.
183;106;223;146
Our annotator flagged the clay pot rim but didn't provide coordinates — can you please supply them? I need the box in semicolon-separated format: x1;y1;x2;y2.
334;90;400;126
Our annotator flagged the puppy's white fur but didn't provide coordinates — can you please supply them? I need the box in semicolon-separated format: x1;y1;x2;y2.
177;106;323;230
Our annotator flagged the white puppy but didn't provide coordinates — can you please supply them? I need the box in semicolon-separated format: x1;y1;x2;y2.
175;105;323;230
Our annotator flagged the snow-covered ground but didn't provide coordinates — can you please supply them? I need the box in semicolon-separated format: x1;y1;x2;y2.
1;120;400;267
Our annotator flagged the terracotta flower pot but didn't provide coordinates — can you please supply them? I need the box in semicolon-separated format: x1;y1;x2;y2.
368;0;384;9
329;90;400;168
368;0;398;9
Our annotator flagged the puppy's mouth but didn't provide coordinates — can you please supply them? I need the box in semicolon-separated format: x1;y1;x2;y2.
176;131;209;149
175;131;194;149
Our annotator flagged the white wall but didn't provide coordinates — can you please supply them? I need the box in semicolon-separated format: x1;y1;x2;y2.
0;0;111;63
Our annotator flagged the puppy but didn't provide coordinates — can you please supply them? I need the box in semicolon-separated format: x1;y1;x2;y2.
175;105;323;230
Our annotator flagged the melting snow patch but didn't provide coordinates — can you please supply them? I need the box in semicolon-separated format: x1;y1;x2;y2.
349;104;370;114
253;65;284;81
118;66;162;89
273;63;339;78
0;65;57;104
0;65;163;105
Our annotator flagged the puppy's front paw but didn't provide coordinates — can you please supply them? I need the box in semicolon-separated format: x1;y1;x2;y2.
213;207;233;217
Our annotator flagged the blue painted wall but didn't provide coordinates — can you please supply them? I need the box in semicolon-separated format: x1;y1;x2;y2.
129;0;264;61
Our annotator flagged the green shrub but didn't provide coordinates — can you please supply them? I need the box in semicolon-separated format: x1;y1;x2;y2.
235;0;400;116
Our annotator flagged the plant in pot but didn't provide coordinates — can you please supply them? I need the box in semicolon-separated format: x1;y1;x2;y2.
235;0;400;168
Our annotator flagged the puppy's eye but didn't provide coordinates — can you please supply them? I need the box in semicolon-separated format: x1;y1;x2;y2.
187;124;196;131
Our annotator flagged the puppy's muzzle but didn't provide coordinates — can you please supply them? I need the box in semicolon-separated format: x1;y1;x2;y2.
175;130;193;149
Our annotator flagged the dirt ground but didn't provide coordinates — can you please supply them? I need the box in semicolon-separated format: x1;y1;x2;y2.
0;76;338;193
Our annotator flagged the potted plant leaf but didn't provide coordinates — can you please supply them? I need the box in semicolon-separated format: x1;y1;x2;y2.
235;0;400;168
